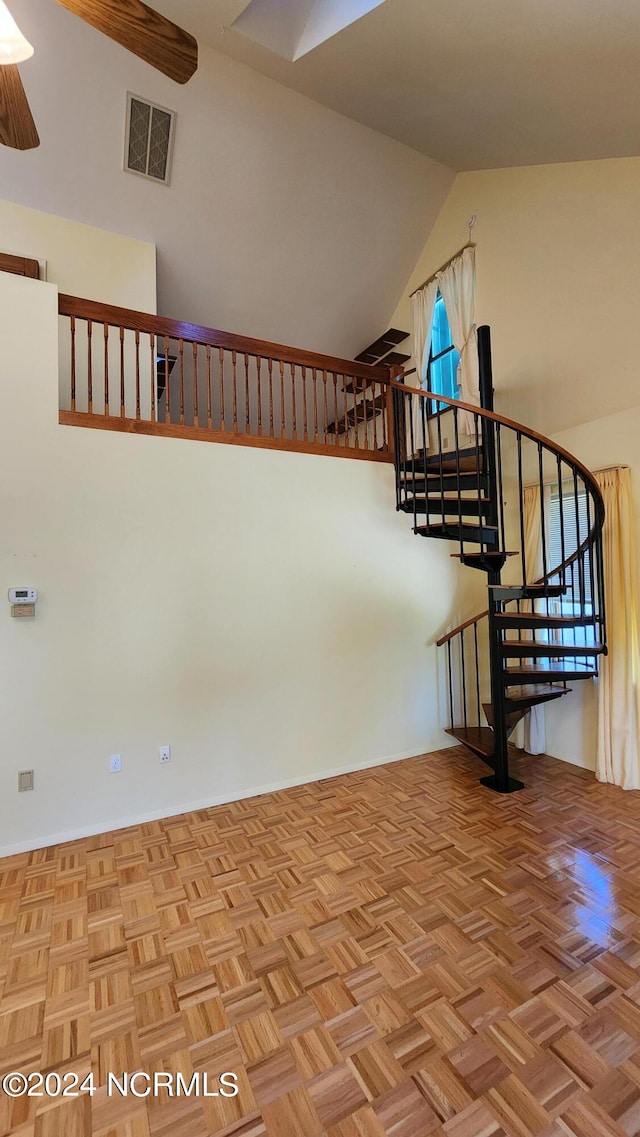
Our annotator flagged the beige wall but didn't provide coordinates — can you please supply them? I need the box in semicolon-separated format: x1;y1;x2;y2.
0;270;460;857
1;0;452;359
391;156;640;771
0;197;156;310
392;156;640;435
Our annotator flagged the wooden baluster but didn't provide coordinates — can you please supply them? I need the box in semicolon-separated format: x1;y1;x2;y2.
218;347;225;432
232;350;238;432
353;379;360;449
322;369;328;445
179;339;185;425
312;368;318;442
342;374;349;444
372;381;379;452
192;342;199;427
149;333;156;423
134;329;140;420
103;322;110;416
164;335;171;424
206;345;212;430
302;366;308;441
244;353;250;434
279;360;285;437
256;356;263;436
333;372;339;448
70;315;76;412
87;320;93;415
291;363;297;439
268;358;274;437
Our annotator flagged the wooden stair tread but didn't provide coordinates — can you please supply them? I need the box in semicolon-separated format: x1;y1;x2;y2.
504;683;570;701
490;583;567;599
327;394;385;435
402;494;491;505
495;613;597;629
400;497;492;518
417;448;481;472
354;327;408;366
500;639;604;657
503;661;597;681
445;726;495;765
483;687;570;726
399;472;489;492
415;522;499;544
451;550;516;559
482;704;529;730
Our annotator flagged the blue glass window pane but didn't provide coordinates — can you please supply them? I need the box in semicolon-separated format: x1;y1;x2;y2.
429;292;460;413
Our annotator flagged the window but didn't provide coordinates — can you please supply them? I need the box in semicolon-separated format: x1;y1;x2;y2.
427;292;460;415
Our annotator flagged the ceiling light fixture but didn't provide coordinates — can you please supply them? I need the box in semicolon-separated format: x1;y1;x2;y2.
0;1;34;65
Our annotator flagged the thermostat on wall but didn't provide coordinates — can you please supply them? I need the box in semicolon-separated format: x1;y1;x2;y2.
9;588;38;604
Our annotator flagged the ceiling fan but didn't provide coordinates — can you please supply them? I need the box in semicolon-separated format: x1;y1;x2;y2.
0;0;198;151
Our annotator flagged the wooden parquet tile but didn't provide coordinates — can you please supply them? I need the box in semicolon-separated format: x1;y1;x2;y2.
3;745;640;1135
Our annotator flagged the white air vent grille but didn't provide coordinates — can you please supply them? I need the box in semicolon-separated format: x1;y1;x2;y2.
125;94;175;185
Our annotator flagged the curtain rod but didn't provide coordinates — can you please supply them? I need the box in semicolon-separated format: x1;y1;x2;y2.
409;243;476;298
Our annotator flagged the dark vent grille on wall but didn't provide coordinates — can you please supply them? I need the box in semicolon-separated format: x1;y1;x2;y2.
125;94;175;185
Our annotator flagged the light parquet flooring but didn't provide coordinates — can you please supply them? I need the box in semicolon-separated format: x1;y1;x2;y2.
2;746;640;1136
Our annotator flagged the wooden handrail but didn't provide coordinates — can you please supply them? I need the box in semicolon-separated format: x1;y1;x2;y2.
390;376;605;544
58;295;390;384
436;610;488;647
58;295;394;462
390;377;602;498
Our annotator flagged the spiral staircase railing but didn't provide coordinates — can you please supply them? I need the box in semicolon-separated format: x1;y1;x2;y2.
389;326;606;792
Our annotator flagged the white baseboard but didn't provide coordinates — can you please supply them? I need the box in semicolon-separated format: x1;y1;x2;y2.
0;741;454;859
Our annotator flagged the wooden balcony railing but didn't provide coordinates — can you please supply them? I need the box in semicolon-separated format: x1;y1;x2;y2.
58;295;394;462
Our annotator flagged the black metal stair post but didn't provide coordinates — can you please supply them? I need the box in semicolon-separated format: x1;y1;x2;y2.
481;581;525;793
478;326;499;533
477;326;524;793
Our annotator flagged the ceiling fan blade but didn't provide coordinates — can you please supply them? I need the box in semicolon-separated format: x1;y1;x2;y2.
55;0;198;84
0;64;39;150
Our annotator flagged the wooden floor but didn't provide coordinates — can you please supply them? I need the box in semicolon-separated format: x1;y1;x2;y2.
3;747;640;1137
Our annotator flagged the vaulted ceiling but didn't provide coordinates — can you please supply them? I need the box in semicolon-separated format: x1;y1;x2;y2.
155;0;640;171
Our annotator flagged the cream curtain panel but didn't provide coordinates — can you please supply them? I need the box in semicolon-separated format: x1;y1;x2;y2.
513;483;551;755
410;279;438;450
595;467;640;790
410;247;479;446
437;247;480;435
411;279;439;386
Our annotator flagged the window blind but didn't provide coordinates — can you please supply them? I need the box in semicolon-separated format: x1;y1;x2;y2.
548;487;592;604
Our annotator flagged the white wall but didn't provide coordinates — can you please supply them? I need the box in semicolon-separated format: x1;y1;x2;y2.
0;0;452;358
391;156;640;772
0;197;157;310
0;270;458;857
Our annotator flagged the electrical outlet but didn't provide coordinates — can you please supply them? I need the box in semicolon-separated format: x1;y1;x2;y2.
110;754;122;774
159;745;171;764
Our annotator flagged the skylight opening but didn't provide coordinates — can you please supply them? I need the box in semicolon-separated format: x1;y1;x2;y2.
231;0;387;62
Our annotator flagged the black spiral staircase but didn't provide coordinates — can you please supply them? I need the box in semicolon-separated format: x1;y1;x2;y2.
390;327;606;793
